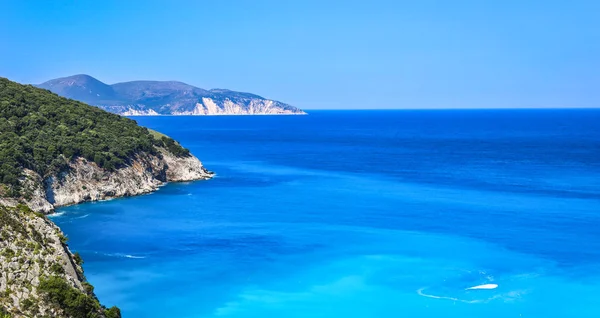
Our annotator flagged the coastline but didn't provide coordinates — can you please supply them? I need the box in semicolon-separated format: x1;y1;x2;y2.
7;149;215;214
0;156;213;315
48;172;213;212
125;112;308;117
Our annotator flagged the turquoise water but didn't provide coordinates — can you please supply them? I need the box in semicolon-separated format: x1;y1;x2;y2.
52;110;600;317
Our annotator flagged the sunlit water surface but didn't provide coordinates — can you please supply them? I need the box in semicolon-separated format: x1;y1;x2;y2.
52;110;600;317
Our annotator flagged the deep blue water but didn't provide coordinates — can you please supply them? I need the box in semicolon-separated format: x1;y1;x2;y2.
52;110;600;317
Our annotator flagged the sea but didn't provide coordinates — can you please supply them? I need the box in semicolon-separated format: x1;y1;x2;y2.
50;110;600;317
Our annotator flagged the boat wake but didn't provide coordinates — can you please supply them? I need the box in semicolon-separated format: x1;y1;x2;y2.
417;279;526;304
466;284;498;290
123;254;146;259
96;252;147;259
417;288;493;304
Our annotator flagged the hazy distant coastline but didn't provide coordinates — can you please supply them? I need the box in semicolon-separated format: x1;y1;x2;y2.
37;74;306;116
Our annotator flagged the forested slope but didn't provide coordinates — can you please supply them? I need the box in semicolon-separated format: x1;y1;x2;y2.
0;77;190;197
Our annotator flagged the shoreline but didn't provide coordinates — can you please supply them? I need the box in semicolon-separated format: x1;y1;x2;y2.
46;173;213;214
125;112;308;117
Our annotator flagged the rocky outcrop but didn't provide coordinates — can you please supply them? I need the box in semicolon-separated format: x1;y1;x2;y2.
0;147;211;316
1;170;54;213
169;98;304;115
1;76;213;316
121;108;159;116
159;149;212;181
0;205;116;317
1;148;213;214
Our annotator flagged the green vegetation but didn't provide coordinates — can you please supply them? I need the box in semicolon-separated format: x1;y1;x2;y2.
0;205;29;238
58;233;68;245
149;129;190;157
161;136;190;157
148;128;168;140
0;77;190;195
38;275;121;318
73;252;84;266
104;306;121;318
0;248;15;259
0;307;10;318
19;298;34;311
49;262;65;275
1;205;120;317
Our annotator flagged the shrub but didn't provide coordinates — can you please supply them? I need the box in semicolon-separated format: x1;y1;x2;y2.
73;252;84;266
0;307;11;318
1;248;15;259
49;263;65;275
38;276;100;318
38;276;122;318
105;306;122;318
82;282;94;295
20;298;34;310
58;233;68;245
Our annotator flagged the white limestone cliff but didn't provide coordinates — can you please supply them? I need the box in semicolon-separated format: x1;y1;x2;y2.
1;148;213;214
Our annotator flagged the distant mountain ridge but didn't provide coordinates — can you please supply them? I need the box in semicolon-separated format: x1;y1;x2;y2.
37;74;306;115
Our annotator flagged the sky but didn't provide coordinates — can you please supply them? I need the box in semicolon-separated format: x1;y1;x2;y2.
0;0;599;109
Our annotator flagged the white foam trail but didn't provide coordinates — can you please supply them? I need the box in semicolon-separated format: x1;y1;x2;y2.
124;254;146;259
74;214;90;219
417;288;503;304
417;288;484;304
98;252;146;259
465;284;498;290
47;211;65;218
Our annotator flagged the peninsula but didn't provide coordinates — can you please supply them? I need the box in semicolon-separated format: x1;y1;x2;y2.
0;77;213;317
37;74;306;116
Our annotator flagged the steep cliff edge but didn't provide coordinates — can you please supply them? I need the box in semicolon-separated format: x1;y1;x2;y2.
0;77;213;213
34;149;211;212
1;205;120;317
0;133;212;214
0;77;213;316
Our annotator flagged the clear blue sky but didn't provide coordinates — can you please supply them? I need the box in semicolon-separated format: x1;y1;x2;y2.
1;0;598;109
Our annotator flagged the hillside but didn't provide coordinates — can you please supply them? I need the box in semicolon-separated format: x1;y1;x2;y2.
0;77;213;317
1;205;121;317
0;77;212;209
37;74;306;115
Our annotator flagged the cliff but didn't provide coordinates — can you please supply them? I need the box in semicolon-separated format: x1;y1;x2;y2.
0;77;213;317
0;148;212;214
37;74;306;116
0;76;213;213
0;151;211;317
0;205;120;317
0;152;211;317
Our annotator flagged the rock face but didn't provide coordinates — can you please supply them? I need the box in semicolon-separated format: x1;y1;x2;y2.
37;75;306;116
0;148;213;214
1;76;213;316
0;205;113;317
0;148;211;316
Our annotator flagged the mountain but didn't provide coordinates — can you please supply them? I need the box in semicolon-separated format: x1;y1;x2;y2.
35;74;121;106
37;75;306;115
0;77;213;316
